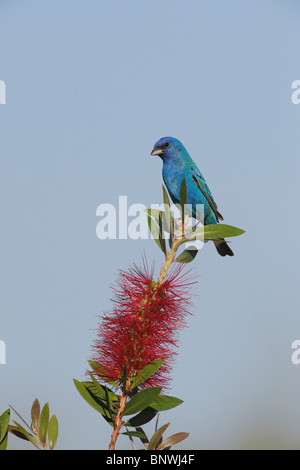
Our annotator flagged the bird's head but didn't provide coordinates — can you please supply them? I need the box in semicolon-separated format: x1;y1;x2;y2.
150;137;184;160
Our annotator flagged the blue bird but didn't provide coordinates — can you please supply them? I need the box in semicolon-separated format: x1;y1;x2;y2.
150;136;234;257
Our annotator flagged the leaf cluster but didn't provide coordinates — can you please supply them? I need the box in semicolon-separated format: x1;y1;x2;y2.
0;399;58;450
74;359;189;450
146;179;245;262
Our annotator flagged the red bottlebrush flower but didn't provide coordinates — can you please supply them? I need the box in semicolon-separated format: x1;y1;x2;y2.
92;261;195;391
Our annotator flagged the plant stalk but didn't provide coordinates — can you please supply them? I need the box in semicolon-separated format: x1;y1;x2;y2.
108;393;127;450
157;238;181;286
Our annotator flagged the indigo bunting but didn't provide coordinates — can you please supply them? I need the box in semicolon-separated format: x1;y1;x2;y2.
151;136;234;257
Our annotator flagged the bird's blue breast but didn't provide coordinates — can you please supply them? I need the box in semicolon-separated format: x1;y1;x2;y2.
162;155;218;225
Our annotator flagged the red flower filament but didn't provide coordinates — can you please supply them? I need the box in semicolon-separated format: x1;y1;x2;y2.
92;262;194;390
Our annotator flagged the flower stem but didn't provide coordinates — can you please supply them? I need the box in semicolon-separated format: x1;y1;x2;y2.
109;379;132;450
108;393;127;450
157;238;181;286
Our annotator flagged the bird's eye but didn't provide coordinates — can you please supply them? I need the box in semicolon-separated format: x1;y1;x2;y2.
164;142;169;148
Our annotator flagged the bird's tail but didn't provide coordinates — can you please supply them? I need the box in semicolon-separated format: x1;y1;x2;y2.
213;238;234;257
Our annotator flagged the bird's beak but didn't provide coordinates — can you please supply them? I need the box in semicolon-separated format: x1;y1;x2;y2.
151;147;163;156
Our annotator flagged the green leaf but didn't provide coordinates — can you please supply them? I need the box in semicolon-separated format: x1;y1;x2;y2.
145;207;174;250
144;208;162;221
162;185;170;208
179;178;187;207
0;433;8;450
147;422;170;450
150;395;184;412
106;386;119;405
162;185;174;240
157;432;190;450
175;247;198;263
48;415;58;450
12;421;40;449
187;223;245;242
0;408;10;443
158;211;167;255
73;379;116;427
145;207;174;230
87;370;118;406
8;403;31;431
74;379;104;407
135;425;149;448
31;399;40;431
176;178;188;237
84;374;119;405
147;215;164;253
146;207;174;254
121;430;147;439
8;425;30;441
131;359;165;389
125;407;158;427
38;403;49;445
104;385;115;422
125;394;183;428
123;387;162;416
88;361;119;388
0;408;10;450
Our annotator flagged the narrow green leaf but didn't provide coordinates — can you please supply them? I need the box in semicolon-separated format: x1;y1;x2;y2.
9;403;31;432
175;247;198;263
125;394;183;428
162;185;170;208
31;399;40;431
150;395;183;412
144;208;162;221
188;224;245;242
0;408;10;443
121;430;147;439
106;387;119;405
123;387;162;416
73;379;115;427
0;433;8;450
104;385;114;422
165;208;174;241
84;374;119;404
38;403;49;445
131;360;165;389
86;370;117;408
179;178;187;207
177;178;188;239
147;215;164;252
145;207;174;232
8;425;30;441
145;207;174;248
158;211;167;255
125;407;158;427
162;185;173;240
88;361;119;388
48;415;58;450
12;421;40;449
157;432;190;450
135;426;149;448
0;409;10;449
147;422;170;450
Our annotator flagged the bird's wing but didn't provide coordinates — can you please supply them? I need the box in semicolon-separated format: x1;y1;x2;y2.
191;166;224;221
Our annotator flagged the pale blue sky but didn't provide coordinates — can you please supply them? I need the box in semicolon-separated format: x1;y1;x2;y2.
1;0;300;449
